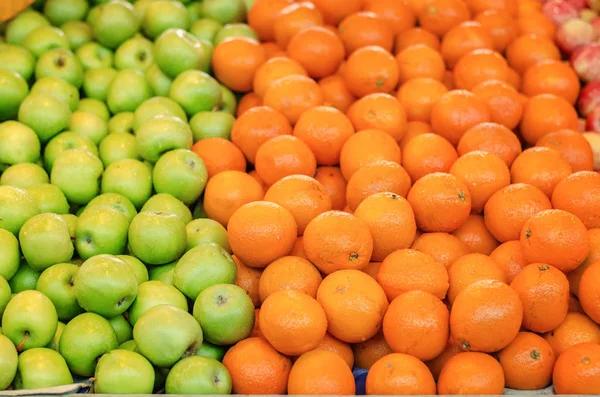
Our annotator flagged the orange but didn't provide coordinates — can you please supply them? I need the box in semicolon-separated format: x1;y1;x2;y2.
287;26;345;79
237;92;262;116
450;279;523;353
520;209;590;273
259;289;327;355
402;133;458;182
517;0;542;16
516;11;556;39
362;261;382;280
395;27;440;53
522;60;580;106
578;260;600;324
452;214;500;255
344;45;400;98
497;332;555;391
537;130;594;173
553;343;600;394
474;9;518;53
489;241;529;284
290;236;306;258
287;349;356;395
231;106;292;164
313;333;355;369
352;331;394;369
303;211;373;274
437;352;505;395
543;312;600;357
569;229;600;297
511;263;570;333
308;0;362;26
191;138;247;179
254;135;317;187
345;161;412;211
317;269;389;343
262;75;324;125
248;170;267;192
228;201;297;268
411;232;470;269
318;75;356;113
464;0;518;16
251;308;262;338
447;253;506;304
248;0;295;42
363;0;417;35
407;172;472;233
440;21;494;69
273;2;324;50
212;37;266;93
395;44;445;84
378;249;449;301
397;78;448;123
453;49;510;91
203;170;265;226
293;106;355;166
425;338;463;381
314;166;347;210
253;56;308;98
505;34;561;75
430;89;491;146
339;128;402;181
234;255;262;308
346;93;408;142
484;183;552;243
552;171;600;229
401;121;433;150
510;147;573;198
471;80;524;131
442;69;456;90
570;295;584;313
261;41;285;59
366;353;436;395
418;0;471;38
354;192;417;262
222;337;292;394
338;11;395;54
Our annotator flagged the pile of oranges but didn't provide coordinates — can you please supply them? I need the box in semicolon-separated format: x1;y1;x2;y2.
192;0;600;394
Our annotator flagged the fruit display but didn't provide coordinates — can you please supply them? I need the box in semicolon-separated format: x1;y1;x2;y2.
1;0;600;395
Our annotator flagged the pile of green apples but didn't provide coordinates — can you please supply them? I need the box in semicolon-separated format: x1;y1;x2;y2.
0;0;259;393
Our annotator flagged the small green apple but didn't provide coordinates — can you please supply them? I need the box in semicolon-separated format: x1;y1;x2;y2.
1;163;49;189
107;69;153;113
18;92;71;144
92;0;140;49
8;262;41;294
219;84;237;115
145;63;172;97
119;339;137;351
60;214;78;240
128;211;187;265
22;26;70;59
154;28;207;79
60;21;92;50
169;70;222;117
108;315;132;344
108;111;134;134
36;263;83;322
141;193;192;224
46;321;65;351
135;115;193;163
190;111;235;141
102;159;153;209
59;312;119;376
82;67;116;101
0;186;39;235
133;304;203;368
0;70;28;122
133;96;187;132
14;348;73;389
51;149;104;205
0;121;40;167
31;76;80;111
165;356;232;394
0;44;36;82
190;18;222;43
26;184;70;215
69;110;108;145
35;48;84;88
19;213;74;271
95;349;155;394
75;205;130;260
43;132;98;171
148;262;176;285
76;42;114;70
193;200;208;219
0;276;10;319
5;9;49;46
213;23;258;45
99;133;140;167
0;334;18;390
143;0;190;39
117;255;148;285
153;149;208;205
186;218;231;252
201;0;246;24
44;0;89;26
87;193;137;222
114;35;153;71
127;280;188;326
78;98;110;121
0;229;19;280
196;341;227;361
187;1;203;24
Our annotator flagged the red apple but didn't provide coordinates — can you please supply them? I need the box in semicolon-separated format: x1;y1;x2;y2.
587;106;600;132
581;8;599;21
579;81;600;116
543;0;579;25
556;19;597;54
566;0;588;10
590;16;600;35
572;43;600;82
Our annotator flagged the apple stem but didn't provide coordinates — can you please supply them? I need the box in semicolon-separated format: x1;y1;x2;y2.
16;331;29;352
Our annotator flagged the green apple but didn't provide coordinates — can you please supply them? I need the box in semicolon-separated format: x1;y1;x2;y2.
108;315;132;344
0;186;39;235
99;133;140;167
75;205;130;260
108;111;134;134
8;262;41;294
0;121;40;167
187;2;203;24
19;213;74;271
190;111;235;141
82;67;116;101
244;0;256;13
46;321;65;351
148;262;176;285
133;304;203;368
0;334;18;389
214;23;258;45
60;214;78;240
86;3;102;24
0;44;36;81
114;35;153;71
14;348;73;389
60;21;92;50
92;0;140;49
153;149;207;205
201;0;246;24
1;163;49;189
22;26;70;59
193;284;254;345
107;69;153;114
78;98;110;121
87;193;137;222
31;76;80;111
44;0;89;26
2;290;58;351
154;28;207;79
196;341;227;361
190;18;222;43
5;9;50;46
128;211;187;265
74;254;138;317
166;356;232;395
128;280;187;326
35;48;84;88
141;193;192;224
169;70;222;117
0;229;19;280
69;111;108;145
186;218;231;252
95;349;155;394
59;312;119;376
135;115;193;163
101;159;153;209
119;339;137;351
18;92;71;144
117;255;149;285
219;84;237;115
145;63;172;97
0;276;10;319
26;184;70;215
133;96;187;132
0;70;28;122
193;200;208;219
43;132;98;171
143;0;190;39
51;149;104;205
36;263;83;321
76;42;114;70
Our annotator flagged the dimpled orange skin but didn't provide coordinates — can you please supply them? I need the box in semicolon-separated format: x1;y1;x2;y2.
258;255;323;302
254;135;317;187
303;211;373;275
411;232;471;269
578;261;600;324
510;147;573;198
366;353;437;395
447;253;507;304
287;349;357;395
489;241;529;284
543;312;600;357
346;93;408;142
437;352;505;395
552;171;600;230
553;343;600;395
262;75;325;125
520;209;590;274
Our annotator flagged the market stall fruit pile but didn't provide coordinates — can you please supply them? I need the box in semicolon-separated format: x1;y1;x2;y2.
0;0;600;395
